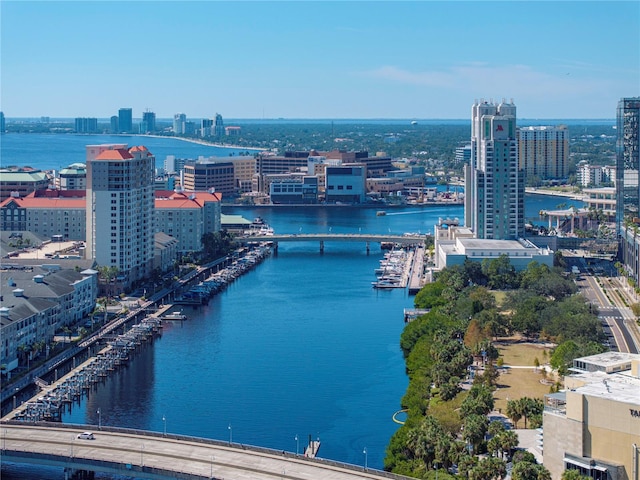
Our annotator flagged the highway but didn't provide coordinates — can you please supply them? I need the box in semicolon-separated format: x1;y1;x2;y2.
572;262;639;354
1;423;411;480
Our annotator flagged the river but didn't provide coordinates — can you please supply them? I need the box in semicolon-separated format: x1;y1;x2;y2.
1;135;582;479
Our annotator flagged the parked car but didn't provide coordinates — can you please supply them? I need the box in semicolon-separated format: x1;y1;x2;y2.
77;432;95;440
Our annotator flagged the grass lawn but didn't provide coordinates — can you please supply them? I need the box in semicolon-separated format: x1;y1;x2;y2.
492;341;557;414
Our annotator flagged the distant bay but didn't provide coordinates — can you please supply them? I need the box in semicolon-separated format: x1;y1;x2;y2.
0;133;248;171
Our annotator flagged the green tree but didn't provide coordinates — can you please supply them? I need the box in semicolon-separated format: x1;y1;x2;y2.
512;461;551;480
506;399;523;428
561;469;592;480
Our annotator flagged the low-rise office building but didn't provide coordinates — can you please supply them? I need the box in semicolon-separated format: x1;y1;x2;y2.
433;224;554;271
543;352;640;480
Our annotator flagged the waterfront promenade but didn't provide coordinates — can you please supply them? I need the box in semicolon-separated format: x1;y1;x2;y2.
1;423;413;480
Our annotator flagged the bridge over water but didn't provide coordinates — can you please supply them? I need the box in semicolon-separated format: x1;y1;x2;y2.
236;233;426;252
1;423;412;480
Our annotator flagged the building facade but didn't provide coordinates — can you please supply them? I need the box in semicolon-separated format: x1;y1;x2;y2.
325;165;366;204
518;125;570;181
465;99;524;240
55;163;87;190
118;108;133;133
173;113;187;135
0;265;98;375
543;352;640;480
86;144;155;287
0;190;86;241
0;168;51;201
183;159;235;197
617;98;640;284
74;117;98;134
141;110;156;134
154;190;222;254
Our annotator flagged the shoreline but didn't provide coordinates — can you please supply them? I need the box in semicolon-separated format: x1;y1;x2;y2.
525;187;585;201
136;133;266;152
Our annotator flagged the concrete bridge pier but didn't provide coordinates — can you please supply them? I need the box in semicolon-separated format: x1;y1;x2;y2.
65;468;95;480
273;242;278;254
366;241;370;254
319;241;324;253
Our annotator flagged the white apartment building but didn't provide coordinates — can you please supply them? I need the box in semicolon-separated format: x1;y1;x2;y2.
85;144;155;288
465;99;524;240
577;162;604;187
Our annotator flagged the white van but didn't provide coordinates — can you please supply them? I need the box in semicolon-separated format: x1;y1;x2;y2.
77;432;95;440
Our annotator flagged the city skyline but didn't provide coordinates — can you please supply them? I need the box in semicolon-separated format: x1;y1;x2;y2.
2;1;639;120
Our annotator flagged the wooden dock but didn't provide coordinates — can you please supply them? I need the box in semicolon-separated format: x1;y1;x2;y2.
304;438;321;458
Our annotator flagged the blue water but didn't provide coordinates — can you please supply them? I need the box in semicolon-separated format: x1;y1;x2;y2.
0;134;583;479
0;133;248;171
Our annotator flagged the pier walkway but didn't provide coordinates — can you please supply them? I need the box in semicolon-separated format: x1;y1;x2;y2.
1;423;414;480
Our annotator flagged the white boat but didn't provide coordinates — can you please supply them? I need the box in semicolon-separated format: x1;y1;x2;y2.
162;312;187;321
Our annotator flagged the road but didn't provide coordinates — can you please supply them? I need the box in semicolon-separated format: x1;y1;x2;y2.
1;423;410;480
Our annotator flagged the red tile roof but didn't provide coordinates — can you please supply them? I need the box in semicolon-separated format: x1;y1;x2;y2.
0;196;86;209
154;190;222;209
94;149;134;160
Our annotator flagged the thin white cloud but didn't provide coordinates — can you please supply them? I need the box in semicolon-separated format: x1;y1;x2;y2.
361;63;617;97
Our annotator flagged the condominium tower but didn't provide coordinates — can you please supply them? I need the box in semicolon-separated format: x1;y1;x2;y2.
464;99;524;240
518;125;569;181
85;144;155;287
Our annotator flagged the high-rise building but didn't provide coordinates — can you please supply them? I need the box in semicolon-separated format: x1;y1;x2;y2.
75;117;98;133
0;111;5;133
464;99;524;240
141;110;156;133
616;98;640;230
214;113;224;137
85;144;155;288
201;118;213;137
118;108;133;133
110;116;119;134
518;125;570;181
173;113;186;135
617;97;640;283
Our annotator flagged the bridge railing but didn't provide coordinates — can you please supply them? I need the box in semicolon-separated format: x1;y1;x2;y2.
2;420;415;480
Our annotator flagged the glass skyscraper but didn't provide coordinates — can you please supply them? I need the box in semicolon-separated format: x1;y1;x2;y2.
616;97;640;232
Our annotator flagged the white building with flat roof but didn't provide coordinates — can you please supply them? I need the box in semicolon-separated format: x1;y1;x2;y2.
434;224;553;271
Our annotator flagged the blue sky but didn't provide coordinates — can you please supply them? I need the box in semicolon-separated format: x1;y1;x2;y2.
1;1;639;119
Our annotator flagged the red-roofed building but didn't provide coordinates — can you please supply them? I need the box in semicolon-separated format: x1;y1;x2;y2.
154;190;222;253
86;144;155;288
0;190;86;240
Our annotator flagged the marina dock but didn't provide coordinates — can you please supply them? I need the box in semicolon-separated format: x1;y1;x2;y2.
2;316;163;422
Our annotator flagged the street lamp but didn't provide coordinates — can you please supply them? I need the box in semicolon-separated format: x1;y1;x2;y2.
210;455;215;479
363;447;368;470
295;434;299;456
141;443;144;467
162;415;166;436
97;408;101;430
228;423;232;444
